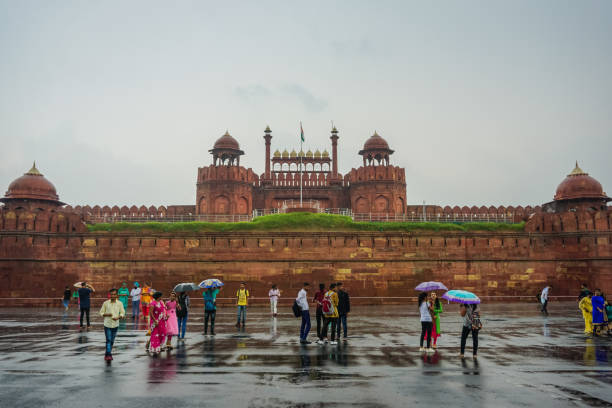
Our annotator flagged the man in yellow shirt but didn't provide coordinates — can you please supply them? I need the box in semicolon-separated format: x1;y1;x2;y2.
320;283;340;345
236;282;249;328
99;288;125;361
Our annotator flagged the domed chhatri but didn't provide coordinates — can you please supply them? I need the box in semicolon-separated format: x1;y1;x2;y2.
358;131;394;166
1;162;64;206
208;130;245;166
362;131;390;151
213;130;241;151
554;162;608;201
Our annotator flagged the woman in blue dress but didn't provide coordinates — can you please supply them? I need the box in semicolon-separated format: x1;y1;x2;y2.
591;289;605;336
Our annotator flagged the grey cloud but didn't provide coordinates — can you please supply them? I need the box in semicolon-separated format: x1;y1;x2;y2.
233;84;272;103
280;83;328;113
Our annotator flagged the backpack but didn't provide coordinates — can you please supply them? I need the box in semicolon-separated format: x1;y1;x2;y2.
322;292;335;316
292;300;302;318
471;310;482;330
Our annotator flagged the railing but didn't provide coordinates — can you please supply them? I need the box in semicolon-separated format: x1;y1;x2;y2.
88;211;517;224
351;213;516;223
87;214;252;224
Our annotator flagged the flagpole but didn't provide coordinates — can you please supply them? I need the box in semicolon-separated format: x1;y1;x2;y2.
300;121;303;206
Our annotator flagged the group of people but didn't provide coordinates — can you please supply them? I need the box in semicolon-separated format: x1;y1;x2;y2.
578;284;612;336
295;282;351;345
417;291;481;358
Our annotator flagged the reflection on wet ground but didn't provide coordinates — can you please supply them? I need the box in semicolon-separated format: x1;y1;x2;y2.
0;302;610;407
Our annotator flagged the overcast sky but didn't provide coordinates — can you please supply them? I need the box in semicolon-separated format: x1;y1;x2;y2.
1;1;610;208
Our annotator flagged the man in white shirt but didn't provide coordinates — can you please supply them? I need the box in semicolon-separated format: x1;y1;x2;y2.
296;282;311;344
99;288;125;361
130;282;142;319
541;285;552;315
269;284;280;317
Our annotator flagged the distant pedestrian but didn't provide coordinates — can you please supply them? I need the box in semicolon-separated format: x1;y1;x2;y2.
578;283;590;301
296;282;311;344
336;282;350;340
459;303;482;359
78;282;95;329
62;286;71;311
269;284;280;317
204;287;220;335
141;283;153;326
418;292;434;353
148;292;167;354
313;284;326;341
579;292;593;334
540;285;552;315
99;288;125;361
605;296;612;336
592;289;605;336
235;282;249;328
425;292;443;349
72;288;79;306
320;283;339;345
165;292;178;350
176;292;190;340
130;282;141;319
117;283;129;311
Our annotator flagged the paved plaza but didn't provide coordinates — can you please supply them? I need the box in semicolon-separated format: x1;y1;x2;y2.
0;302;610;407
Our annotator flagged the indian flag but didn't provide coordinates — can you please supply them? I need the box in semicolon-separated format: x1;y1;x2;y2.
300;122;305;142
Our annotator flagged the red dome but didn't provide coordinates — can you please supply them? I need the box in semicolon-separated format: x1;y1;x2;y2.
554;163;607;201
213;131;240;150
3;163;61;203
362;131;390;151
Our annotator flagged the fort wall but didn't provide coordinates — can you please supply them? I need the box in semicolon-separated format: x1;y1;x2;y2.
1;209;611;306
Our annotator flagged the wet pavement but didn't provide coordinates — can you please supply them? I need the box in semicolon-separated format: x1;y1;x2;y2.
0;302;610;407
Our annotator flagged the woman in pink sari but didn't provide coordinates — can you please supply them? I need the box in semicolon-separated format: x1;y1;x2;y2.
148;292;167;354
165;291;179;350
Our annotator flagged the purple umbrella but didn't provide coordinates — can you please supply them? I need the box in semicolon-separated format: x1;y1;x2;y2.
415;281;448;292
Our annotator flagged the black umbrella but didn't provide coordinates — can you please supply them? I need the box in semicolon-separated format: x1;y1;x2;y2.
173;282;200;293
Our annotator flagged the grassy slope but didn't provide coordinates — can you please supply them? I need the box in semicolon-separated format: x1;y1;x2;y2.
87;212;525;233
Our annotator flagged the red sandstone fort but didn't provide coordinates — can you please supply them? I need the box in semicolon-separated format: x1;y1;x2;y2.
1;127;611;305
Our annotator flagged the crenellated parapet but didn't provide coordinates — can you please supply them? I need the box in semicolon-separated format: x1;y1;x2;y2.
0;206;86;233
525;208;612;232
345;165;406;185
197;164;259;185
406;205;542;222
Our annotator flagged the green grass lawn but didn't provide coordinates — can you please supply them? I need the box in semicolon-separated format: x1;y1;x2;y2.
87;212;525;233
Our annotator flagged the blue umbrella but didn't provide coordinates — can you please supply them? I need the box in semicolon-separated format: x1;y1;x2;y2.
442;290;481;304
198;279;224;289
415;281;448;291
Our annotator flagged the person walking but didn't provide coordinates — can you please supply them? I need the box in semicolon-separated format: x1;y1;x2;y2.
78;282;95;330
62;286;71;311
165;292;178;350
204;287;220;335
117;283;129;312
296;282;311;344
579;292;593;335
320;283;339;345
425;292;443;349
235;282;249;328
336;282;350;340
418;292;434;353
540;285;552;315
459;303;482;359
148;292;167;354
269;284;280;317
592;289;605;336
99;288;125;361
130;282;141;319
141;283;153;326
313;284;326;342
176;291;190;340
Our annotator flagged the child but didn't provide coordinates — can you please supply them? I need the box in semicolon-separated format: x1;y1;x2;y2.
165;292;178;350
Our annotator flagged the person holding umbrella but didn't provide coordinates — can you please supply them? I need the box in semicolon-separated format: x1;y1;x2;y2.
204;285;221;335
443;290;483;359
172;283;199;340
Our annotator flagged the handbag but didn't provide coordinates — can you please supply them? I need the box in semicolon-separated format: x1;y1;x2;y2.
292;300;302;318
